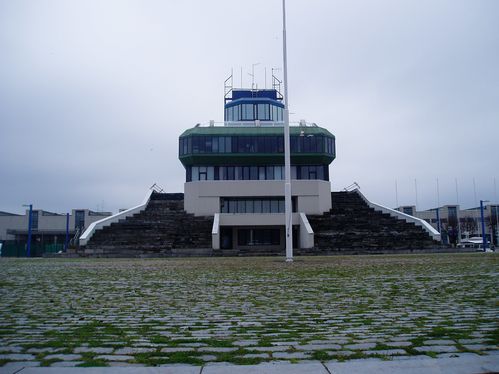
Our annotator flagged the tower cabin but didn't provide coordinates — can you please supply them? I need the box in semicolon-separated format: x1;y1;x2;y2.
179;87;336;252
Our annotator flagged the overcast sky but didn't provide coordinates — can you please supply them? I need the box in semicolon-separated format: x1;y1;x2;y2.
1;0;498;214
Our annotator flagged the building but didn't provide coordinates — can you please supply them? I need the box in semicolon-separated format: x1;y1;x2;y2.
178;87;335;251
0;208;111;257
397;204;499;247
78;83;440;256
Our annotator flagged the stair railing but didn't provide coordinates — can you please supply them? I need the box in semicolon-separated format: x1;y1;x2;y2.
343;182;360;191
79;189;155;246
354;189;441;241
150;183;165;193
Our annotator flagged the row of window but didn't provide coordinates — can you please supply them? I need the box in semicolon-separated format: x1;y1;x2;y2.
225;103;284;122
179;135;335;155
238;228;281;246
220;197;297;214
186;165;329;182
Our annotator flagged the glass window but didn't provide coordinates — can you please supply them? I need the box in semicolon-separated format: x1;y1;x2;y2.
243;166;250;180
301;166;308;180
229;200;236;213
317;165;324;180
199;166;207;180
309;167;317;180
276;107;283;121
271;200;279;213
257;104;270;120
258;166;266;180
245;200;253;213
291;166;297;179
278;200;285;212
212;136;218;152
262;200;270;213
218;137;224;153
250;166;258;180
192;166;199;181
234;105;240;121
241;104;254;120
266;166;274;180
207;167;214;180
254;200;262;213
278;137;284;153
271;105;278;121
192;137;199;154
237;200;246;213
275;166;283;180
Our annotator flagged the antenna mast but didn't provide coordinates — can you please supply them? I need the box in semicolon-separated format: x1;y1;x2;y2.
282;0;293;262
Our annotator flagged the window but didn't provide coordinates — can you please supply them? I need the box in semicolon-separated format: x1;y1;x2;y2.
74;210;84;230
212;136;218;152
218;137;225;153
258;166;266;180
257;104;270;120
237;229;281;246
187;165;329;182
220;197;295;214
31;211;39;230
250;166;258;180
199;166;207;180
233;105;240;121
403;207;414;215
241;104;254;120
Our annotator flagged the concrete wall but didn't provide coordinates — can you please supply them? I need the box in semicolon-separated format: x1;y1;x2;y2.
184;180;331;216
0;214;25;241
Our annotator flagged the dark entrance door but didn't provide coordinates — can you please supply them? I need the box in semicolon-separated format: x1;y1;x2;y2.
220;228;233;249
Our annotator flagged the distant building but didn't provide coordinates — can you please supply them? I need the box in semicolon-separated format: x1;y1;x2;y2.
0;209;111;256
396;204;499;247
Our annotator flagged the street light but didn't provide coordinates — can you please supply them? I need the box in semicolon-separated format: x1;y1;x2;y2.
22;204;33;257
480;200;489;251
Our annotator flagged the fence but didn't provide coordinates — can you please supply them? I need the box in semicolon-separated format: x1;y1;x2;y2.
0;243;64;257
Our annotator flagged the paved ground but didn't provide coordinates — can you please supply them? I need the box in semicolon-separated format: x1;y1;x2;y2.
0;254;497;371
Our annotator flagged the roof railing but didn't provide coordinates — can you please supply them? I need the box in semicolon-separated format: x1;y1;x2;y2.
192;120;319;128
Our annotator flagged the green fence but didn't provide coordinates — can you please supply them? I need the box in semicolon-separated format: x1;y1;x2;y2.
0;243;64;257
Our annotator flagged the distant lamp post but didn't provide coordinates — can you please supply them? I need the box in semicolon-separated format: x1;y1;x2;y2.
435;207;441;234
22;204;33;257
64;213;70;252
480;200;489;251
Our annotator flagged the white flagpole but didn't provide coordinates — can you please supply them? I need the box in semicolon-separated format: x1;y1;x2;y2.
282;0;293;262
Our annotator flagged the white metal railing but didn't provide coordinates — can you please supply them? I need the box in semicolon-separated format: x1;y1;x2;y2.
343;182;360;192
79;189;154;246
194;120;319;128
212;213;220;235
354;189;441;241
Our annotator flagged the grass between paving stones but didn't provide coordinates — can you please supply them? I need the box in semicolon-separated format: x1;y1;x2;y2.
0;254;498;366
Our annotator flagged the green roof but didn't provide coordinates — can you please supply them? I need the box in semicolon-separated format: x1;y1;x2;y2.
179;126;335;138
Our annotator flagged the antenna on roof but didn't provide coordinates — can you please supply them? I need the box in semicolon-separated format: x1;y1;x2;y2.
224;70;233;104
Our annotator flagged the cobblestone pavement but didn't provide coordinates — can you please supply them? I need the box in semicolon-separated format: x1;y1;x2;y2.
0;254;497;369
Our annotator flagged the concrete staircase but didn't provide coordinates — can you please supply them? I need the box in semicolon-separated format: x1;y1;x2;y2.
305;191;441;254
81;192;213;257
